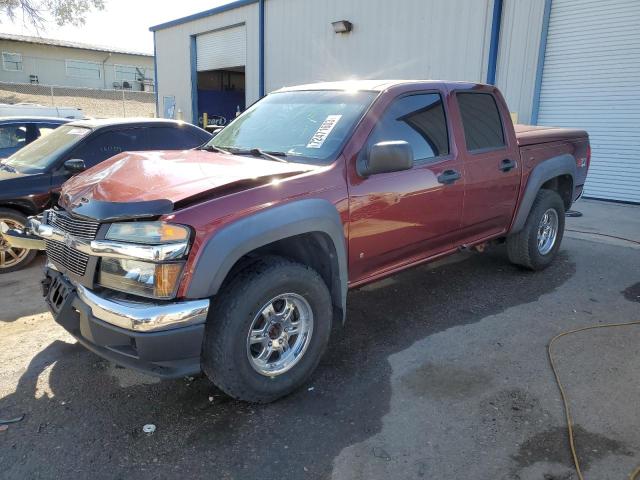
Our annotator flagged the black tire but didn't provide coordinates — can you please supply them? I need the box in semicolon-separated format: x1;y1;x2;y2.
507;189;565;271
0;208;37;274
202;255;333;403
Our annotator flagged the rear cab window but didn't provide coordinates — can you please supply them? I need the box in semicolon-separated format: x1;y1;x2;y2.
366;92;450;164
456;92;505;153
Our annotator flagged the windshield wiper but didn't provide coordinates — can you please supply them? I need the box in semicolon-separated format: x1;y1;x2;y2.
226;147;289;163
199;144;231;155
0;162;17;173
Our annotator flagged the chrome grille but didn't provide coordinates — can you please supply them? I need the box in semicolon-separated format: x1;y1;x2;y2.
45;240;90;276
48;209;100;240
45;209;99;277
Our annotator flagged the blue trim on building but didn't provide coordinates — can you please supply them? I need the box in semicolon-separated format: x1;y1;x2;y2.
486;0;503;85
153;31;159;117
531;0;553;125
258;0;265;97
150;0;258;31
190;36;198;124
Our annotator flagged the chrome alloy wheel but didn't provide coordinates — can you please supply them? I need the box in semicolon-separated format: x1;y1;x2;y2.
246;293;314;377
537;208;559;255
0;218;30;269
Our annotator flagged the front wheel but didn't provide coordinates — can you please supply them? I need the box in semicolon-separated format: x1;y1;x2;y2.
202;256;333;403
0;208;37;274
507;189;565;270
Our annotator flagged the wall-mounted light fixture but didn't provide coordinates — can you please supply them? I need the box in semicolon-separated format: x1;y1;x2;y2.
332;20;353;34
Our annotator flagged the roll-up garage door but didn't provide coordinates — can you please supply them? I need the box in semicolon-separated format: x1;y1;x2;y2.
537;0;640;203
196;25;246;72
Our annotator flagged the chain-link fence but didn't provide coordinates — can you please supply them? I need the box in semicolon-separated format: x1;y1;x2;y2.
0;81;156;118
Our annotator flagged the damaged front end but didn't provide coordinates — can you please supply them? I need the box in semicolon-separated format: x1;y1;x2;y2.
2;205;210;378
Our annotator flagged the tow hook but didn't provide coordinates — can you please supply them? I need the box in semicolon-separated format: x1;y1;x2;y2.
41;276;52;297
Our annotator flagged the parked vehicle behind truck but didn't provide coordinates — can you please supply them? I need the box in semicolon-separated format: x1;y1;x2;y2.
0;117;70;159
1;80;590;403
0;118;211;272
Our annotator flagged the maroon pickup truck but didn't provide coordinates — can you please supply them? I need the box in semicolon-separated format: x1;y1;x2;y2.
2;80;589;403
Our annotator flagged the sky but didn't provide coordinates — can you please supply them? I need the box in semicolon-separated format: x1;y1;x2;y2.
0;0;235;54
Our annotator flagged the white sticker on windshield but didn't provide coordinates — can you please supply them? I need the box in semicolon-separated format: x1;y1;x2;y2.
306;115;342;149
66;128;89;136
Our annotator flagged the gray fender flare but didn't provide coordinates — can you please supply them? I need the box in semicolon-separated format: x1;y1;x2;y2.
510;153;576;233
185;198;348;318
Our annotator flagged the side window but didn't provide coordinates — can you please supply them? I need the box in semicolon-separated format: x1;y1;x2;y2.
367;93;449;163
457;93;505;152
69;129;141;167
0;124;27;149
142;127;202;150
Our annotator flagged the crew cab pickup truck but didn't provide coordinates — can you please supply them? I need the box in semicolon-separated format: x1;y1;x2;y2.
1;80;590;403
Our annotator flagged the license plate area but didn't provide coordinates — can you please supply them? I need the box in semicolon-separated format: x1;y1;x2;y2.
46;273;74;316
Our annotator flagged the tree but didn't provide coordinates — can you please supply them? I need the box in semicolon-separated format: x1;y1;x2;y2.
0;0;105;27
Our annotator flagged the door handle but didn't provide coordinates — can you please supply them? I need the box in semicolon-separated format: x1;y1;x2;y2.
500;159;517;172
437;169;462;185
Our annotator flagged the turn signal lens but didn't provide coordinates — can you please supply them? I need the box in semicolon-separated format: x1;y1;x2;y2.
106;222;190;244
154;263;184;298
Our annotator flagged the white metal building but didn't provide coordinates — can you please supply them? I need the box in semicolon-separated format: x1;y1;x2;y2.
151;0;640;203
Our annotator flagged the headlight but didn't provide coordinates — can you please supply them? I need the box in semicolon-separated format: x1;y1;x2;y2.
98;258;184;299
106;221;190;244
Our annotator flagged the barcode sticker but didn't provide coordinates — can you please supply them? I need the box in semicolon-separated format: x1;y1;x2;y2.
306;115;342;149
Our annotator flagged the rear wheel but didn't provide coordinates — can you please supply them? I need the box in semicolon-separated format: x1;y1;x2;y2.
202;256;333;403
507;189;565;270
0;208;37;274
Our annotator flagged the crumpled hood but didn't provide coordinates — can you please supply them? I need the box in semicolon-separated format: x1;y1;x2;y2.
60;149;316;209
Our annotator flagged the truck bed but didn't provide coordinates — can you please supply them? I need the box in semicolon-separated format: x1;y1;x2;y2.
514;124;588;146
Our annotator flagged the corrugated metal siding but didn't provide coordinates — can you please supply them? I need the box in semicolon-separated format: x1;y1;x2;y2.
495;0;546;124
264;0;494;93
196;25;246;71
537;0;640;203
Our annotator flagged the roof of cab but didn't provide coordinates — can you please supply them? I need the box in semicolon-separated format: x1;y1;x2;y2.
0;116;71;123
275;79;486;93
65;117;195;130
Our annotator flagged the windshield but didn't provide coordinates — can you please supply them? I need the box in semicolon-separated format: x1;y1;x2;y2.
208;90;377;164
1;125;90;174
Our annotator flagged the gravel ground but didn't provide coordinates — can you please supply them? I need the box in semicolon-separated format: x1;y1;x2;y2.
0;84;155;118
0;200;638;480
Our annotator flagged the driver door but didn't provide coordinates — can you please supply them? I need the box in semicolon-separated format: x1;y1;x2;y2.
347;92;465;282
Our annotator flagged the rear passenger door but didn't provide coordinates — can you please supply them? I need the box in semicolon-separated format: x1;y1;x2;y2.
454;91;521;239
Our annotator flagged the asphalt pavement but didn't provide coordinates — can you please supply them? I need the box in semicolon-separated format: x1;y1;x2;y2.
0;199;638;480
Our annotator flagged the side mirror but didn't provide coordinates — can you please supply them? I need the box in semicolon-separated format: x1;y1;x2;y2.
358;141;414;177
63;158;86;173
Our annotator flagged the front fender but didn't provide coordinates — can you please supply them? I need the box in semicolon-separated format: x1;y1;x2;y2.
185;198;348;315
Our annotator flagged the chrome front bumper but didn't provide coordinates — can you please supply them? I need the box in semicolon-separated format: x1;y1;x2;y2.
44;268;207;378
76;284;210;332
